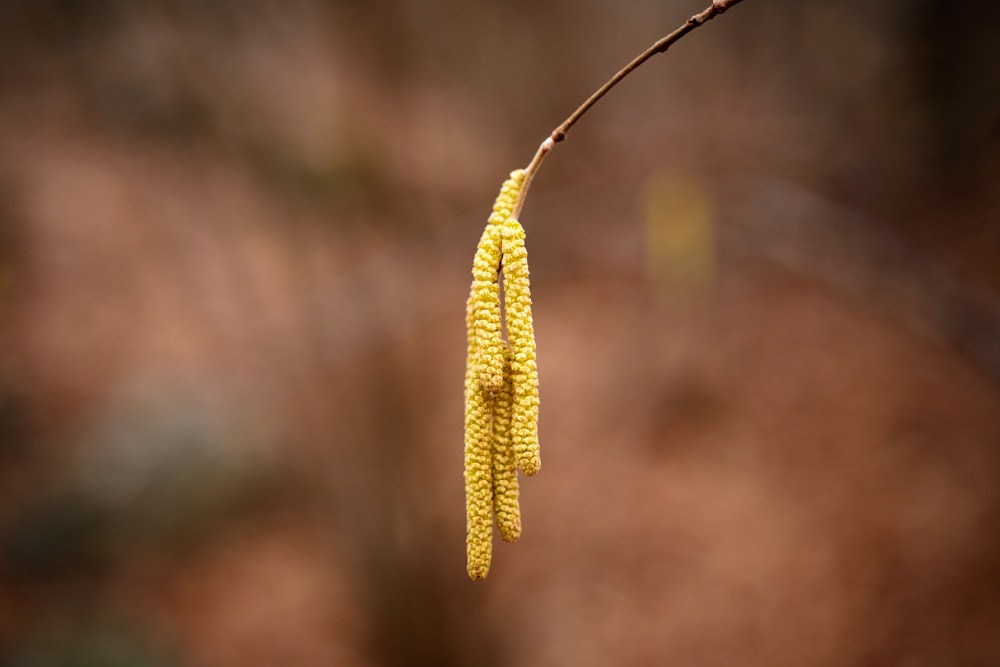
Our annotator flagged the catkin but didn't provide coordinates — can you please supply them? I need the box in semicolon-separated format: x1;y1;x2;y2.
471;224;505;393
502;217;541;476
465;280;494;580
464;373;494;581
491;341;521;542
465;285;480;407
488;170;525;227
463;169;534;581
471;170;526;393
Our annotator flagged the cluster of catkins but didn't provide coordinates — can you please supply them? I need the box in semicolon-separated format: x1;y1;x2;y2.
464;169;540;581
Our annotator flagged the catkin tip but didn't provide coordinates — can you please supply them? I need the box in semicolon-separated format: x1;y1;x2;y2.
500;519;522;543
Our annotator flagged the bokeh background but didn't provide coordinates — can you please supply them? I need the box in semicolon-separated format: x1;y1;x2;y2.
1;0;999;665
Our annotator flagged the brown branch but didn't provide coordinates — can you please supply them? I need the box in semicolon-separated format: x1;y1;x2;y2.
510;0;747;221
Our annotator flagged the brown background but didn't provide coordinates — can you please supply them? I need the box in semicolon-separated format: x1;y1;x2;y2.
1;0;998;665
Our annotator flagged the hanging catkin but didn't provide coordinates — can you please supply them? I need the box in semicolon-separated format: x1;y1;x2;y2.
464;169;537;581
491;341;521;543
501;217;540;477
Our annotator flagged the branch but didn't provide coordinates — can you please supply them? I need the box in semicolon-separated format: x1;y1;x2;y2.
510;0;747;221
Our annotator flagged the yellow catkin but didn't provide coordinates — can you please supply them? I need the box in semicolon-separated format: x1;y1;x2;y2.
464;376;494;581
488;170;525;227
471;169;526;393
463;169;528;581
465;284;481;426
465;269;494;579
502;217;541;476
465;286;478;393
491;341;521;542
471;224;504;393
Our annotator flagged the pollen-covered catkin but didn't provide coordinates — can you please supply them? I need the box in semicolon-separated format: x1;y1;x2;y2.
464;377;494;581
465;285;479;402
491;342;521;542
502;217;541;476
471;170;526;393
488;170;525;227
471;223;504;393
463;169;531;581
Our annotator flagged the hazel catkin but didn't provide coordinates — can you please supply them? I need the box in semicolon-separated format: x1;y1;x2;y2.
463;169;536;581
491;341;521;543
464;369;494;581
470;223;504;393
501;217;541;476
470;170;526;393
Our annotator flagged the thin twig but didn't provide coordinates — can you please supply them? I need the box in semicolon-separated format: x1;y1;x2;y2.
510;0;746;221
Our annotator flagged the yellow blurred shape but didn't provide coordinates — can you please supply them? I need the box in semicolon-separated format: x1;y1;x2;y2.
643;171;715;296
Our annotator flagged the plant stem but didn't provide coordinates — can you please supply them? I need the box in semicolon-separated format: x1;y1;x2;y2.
510;0;746;221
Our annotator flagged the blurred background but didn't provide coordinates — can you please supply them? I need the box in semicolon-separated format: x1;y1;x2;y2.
0;0;998;665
